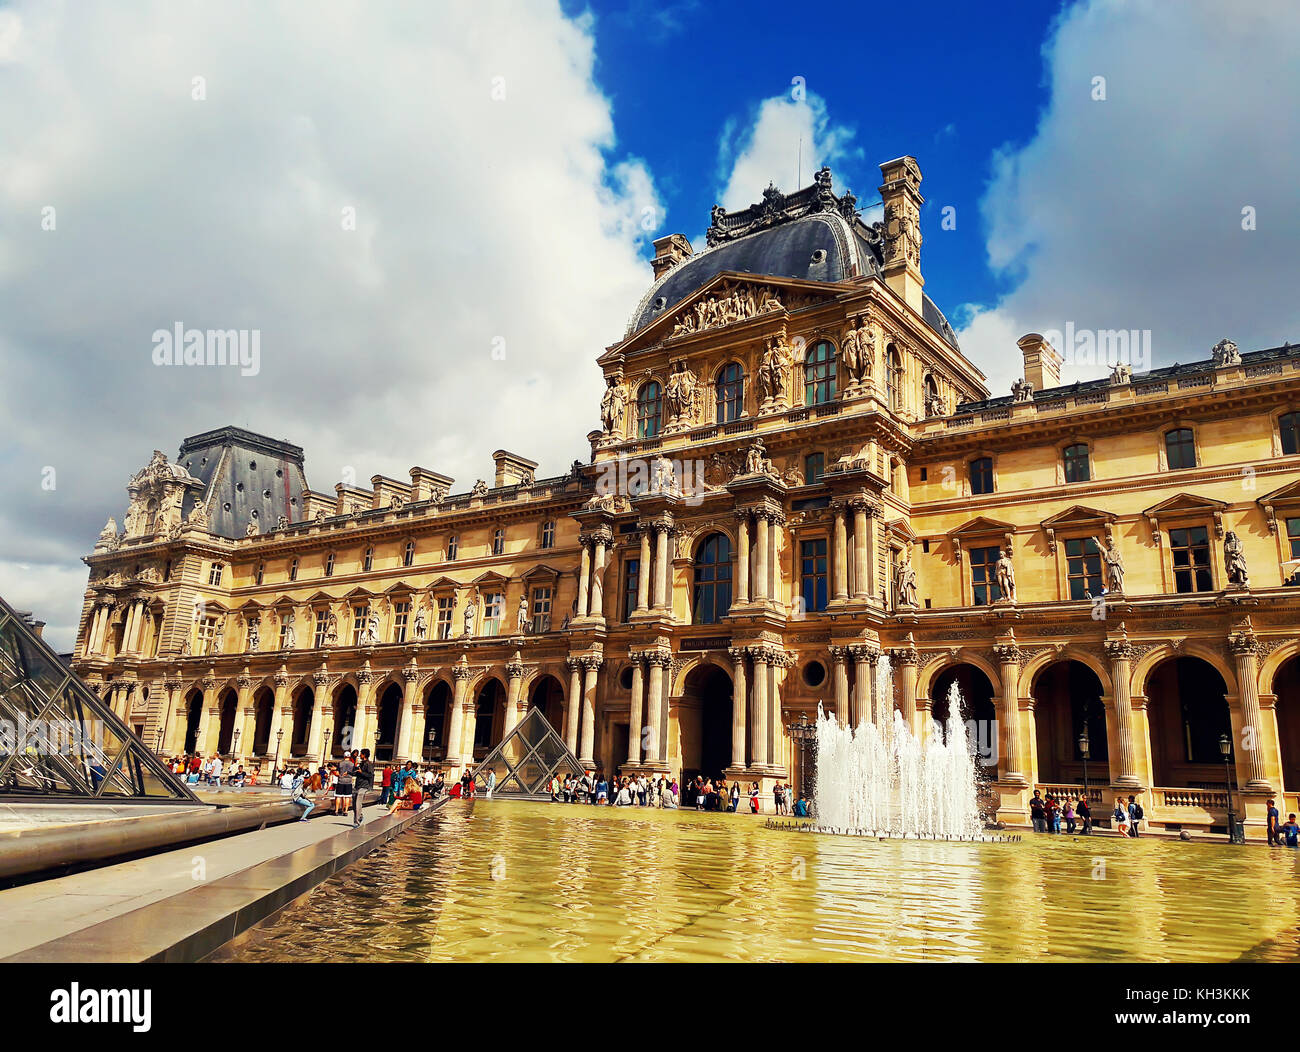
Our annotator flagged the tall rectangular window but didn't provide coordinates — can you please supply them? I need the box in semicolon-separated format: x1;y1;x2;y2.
540;521;555;549
198;615;219;655
1165;428;1196;469
804;341;837;406
531;587;553;633
1062;443;1091;483
314;611;328;648
622;558;640;622
715;362;744;423
1288;517;1300;560
352;605;368;645
1281;413;1300;456
446;535;458;561
804;452;825;484
436;597;454;639
1065;537;1103;599
392;601;410;644
969;458;994;495
800;538;828;613
1169;526;1212;593
969;545;1002;606
492;528;505;555
482;592;504;635
208;562;224;586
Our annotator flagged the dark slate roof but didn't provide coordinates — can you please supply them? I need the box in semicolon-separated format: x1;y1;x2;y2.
953;342;1299;414
178;426;309;540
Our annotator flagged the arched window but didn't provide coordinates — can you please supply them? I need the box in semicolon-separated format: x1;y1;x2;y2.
804;341;837;405
692;533;733;624
637;381;663;439
715;362;744;423
363;546;374;572
887;347;903;410
1280;412;1299;456
403;541;415;567
804;452;825;484
1063;443;1091;483
1165;428;1196;469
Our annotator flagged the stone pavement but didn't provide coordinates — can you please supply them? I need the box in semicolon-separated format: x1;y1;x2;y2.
0;794;444;962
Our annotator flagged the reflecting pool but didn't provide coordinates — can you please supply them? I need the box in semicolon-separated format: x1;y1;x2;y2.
211;800;1300;963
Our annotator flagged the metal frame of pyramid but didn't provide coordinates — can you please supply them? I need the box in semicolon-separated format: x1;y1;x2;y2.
0;595;198;802
470;707;584;799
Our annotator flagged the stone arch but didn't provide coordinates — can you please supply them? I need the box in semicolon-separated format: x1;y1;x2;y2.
527;672;566;730
1261;639;1300;695
677;658;734;792
1133;642;1237;699
1144;654;1232;788
470;675;508;757
917;649;1003;703
288;682;315;757
1030;658;1108;784
1272;653;1300;792
250;683;275;756
421;677;455;762
1024;645;1112;698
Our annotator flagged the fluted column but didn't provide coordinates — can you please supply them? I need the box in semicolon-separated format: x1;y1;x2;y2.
850;498;870;600
196;672;218;754
119;602;136;655
627;653;645;766
1103;638;1142;788
503;652;525;736
850;645;872;727
444;661;472;771
235;672;255;760
564;657;582;754
645;651;668;765
351;664;375;754
751;646;771;769
579;655;602;767
993;642;1027;785
83;604;102;656
734;510;751;604
636;527;652;612
832;503;849;602
728;646;748;769
830;645;850;725
653;522;672;611
576;538;593;618
891;644;920;735
396;663;420;760
767;510;784;605
1229;631;1272;791
268;668;290;759
754;511;770;602
589;526;612;620
161;679;185;753
308;668;330;760
769;651;791;774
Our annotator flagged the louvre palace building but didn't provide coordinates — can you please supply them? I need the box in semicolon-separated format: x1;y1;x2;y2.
74;157;1300;833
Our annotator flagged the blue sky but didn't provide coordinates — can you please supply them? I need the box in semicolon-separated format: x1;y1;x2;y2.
572;0;1063;317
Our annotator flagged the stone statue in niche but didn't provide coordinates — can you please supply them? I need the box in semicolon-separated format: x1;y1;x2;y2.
1224;531;1249;588
413;606;428;640
600;374;627;434
895;550;918;608
757;333;790;408
663;361;699;427
325;611;339;647
463;592;478;637
282;611;296;649
995;548;1016;602
247;618;260;652
651;455;679;494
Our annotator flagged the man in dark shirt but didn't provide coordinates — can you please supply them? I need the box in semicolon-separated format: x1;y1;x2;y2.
1267;798;1281;846
1029;790;1046;833
1077;795;1092;835
353;748;374;828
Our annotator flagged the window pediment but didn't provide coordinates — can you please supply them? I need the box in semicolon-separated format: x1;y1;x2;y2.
1144;493;1227;545
1258;480;1300;534
1040;504;1115;554
948;516;1016;563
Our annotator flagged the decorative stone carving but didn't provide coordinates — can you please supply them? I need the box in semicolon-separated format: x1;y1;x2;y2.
517;594;530;635
247;617;260;652
705;170;858;248
895;548;918;608
1093;533;1125;594
663;360;700;430
470;480;489;499
1012;377;1034;402
96;518;120;550
600;373;627;436
1211;338;1241;366
245;516;258;537
995;548;1017;603
282;611;296;650
757;331;792;410
840;320;873;390
325;611;339;647
463;592;478;637
651;455;679;495
1109;361;1132;384
743;438;773;477
1224;530;1249;588
413;607;428;640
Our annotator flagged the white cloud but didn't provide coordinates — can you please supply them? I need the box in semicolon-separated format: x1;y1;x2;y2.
0;0;663;651
956;0;1300;397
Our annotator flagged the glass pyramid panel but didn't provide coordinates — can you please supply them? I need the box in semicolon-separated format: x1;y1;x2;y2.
471;708;583;797
0;596;197;801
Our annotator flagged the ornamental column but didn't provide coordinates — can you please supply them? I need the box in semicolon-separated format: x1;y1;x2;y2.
589;527;612;620
850;496;876;600
576;537;593;618
83;604;103;656
850;645;872;727
1229;630;1272;791
396;662;420;760
1103;638;1142;788
627;653;645;767
235;672;255;760
161;678;184;753
832;502;849;602
579;655;602;768
751;646;771;768
308;667;330;761
636;527;652;613
829;645;850;725
645;651;668;765
564;656;582;754
767;510;785;605
653;522;673;611
754;511;770;602
733;511;751;604
728;646;748;769
891;643;920;735
770;651;792;773
196;671;218;754
444;659;473;773
353;663;375;754
993;642;1028;785
503;652;525;736
269;667;291;760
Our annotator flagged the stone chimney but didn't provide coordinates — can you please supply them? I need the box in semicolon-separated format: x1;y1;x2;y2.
651;233;693;279
409;467;454;504
877;156;924;313
492;450;539;489
1017;333;1062;393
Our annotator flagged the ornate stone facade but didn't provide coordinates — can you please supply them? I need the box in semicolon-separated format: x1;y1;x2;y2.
73;156;1300;832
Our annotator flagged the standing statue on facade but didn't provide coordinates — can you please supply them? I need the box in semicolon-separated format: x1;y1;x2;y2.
463;593;478;637
325;611;339;647
364;610;381;646
895;550;919;608
1224;531;1250;588
283;611;296;649
1092;535;1126;594
995;548;1016;602
517;594;530;635
247;617;260;652
600;374;626;435
413;606;428;640
1211;338;1241;367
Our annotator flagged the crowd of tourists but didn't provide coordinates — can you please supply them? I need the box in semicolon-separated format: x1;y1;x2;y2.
540;771;808;816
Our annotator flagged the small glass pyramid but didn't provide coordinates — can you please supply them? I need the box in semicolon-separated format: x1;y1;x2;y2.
471;707;584;797
0;596;197;801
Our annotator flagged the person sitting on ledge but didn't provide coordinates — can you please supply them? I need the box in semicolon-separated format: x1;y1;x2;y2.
793;796;810;818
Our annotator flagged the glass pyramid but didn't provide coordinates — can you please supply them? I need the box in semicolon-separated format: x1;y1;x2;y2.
472;707;584;797
0;596;197;801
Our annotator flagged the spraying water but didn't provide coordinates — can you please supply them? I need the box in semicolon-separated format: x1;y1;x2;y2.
813;655;982;838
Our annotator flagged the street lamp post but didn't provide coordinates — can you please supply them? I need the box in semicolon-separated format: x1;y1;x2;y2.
231;727;240;761
785;711;817;812
1219;733;1242;845
273;728;284;784
323;724;332;766
1077;727;1092;834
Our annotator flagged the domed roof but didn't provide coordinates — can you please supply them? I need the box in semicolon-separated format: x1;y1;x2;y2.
626;170;961;352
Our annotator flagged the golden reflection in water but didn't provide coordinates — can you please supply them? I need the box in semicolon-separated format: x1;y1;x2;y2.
210;800;1300;963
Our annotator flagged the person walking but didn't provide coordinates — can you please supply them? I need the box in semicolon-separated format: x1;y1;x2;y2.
1112;797;1130;837
352;749;373;828
379;765;393;806
1127;794;1142;838
1078;794;1092;835
485;767;497;799
1267;798;1282;846
1062;798;1076;835
729;780;740;812
334;752;354;816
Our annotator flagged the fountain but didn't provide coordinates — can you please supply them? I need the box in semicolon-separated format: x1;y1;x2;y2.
809;655;985;840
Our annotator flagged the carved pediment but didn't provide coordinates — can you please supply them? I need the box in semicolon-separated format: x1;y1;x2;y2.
1143;492;1229;543
471;570;509;588
1040;505;1116;554
1258;480;1300;534
948;516;1016;563
521;563;564;580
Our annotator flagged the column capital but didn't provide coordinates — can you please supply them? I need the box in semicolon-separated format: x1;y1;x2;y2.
828;644;849;663
848;643;880;663
847;493;882;517
1228;630;1260;657
506;659;525;680
1103;638;1135;662
579;654;604;671
452;661;474;681
992;642;1021;665
401;663;419;682
644;649;673;668
889;645;918;667
565;655;583;672
201;671;217;691
579;525;614;548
